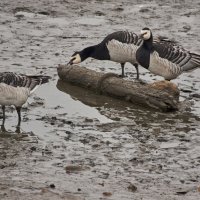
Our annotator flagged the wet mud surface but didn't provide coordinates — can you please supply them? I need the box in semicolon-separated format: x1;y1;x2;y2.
0;0;200;199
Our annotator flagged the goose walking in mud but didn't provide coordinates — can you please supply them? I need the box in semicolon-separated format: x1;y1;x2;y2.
136;27;200;80
0;72;51;128
68;31;176;79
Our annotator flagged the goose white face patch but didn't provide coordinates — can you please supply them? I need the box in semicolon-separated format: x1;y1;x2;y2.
71;54;81;64
141;30;151;40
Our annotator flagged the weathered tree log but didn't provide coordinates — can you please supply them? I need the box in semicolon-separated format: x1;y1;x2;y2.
57;64;180;111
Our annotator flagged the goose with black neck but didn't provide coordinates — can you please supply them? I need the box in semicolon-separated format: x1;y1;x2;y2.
68;31;140;78
68;30;179;79
136;27;200;80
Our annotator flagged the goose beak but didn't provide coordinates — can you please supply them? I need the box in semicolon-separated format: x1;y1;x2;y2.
67;58;73;65
139;33;144;39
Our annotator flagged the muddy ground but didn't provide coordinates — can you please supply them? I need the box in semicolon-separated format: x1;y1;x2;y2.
0;0;200;199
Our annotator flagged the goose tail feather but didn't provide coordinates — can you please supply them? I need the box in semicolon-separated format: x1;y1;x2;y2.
27;75;51;85
182;53;200;71
28;75;51;94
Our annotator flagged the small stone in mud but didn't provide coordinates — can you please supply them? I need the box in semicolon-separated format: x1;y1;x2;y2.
61;119;73;125
191;93;200;98
15;14;24;19
79;138;90;144
127;183;137;192
30;146;37;151
37;11;50;15
49;183;55;188
157;136;168;142
94;11;105;16
176;190;189;195
99;172;109;179
77;188;81;191
65;165;85;173
65;130;73;135
113;7;124;11
176;186;196;195
92;143;100;148
13;7;31;14
98;182;104;186
102;192;112;197
42;148;53;155
51;116;57;120
152;127;161;134
139;8;150;13
84;118;93;122
54;105;63;109
0;164;5;169
105;140;111;145
182;25;191;32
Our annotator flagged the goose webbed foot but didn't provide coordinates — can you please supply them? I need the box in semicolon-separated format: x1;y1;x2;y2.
15;126;21;134
1;124;6;133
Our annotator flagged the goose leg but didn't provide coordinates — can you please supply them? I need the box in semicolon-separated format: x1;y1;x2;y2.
2;105;6;125
120;63;125;77
16;106;21;128
133;63;139;80
1;106;6;131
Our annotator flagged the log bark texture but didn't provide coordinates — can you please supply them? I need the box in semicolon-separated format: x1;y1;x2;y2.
57;64;180;111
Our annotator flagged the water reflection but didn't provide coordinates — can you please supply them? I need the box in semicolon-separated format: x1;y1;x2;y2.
57;79;200;132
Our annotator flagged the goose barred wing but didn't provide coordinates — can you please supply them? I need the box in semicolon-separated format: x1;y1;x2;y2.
0;72;51;91
103;31;178;47
153;40;193;67
102;31;142;46
154;35;178;44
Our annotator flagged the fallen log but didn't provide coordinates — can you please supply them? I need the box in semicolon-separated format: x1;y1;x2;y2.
57;64;180;111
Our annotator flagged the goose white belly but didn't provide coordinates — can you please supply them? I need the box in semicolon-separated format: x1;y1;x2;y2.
106;39;138;64
0;83;30;107
149;51;182;80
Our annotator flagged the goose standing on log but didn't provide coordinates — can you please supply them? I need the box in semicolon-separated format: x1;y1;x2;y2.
68;31;175;79
0;72;51;129
136;28;200;80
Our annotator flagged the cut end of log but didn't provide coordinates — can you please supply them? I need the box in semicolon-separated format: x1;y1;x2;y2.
148;81;180;102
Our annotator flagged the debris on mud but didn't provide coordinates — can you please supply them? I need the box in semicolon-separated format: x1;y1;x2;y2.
102;192;112;197
127;183;137;192
65;165;90;174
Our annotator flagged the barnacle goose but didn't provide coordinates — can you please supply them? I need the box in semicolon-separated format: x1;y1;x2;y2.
0;72;50;127
136;28;200;80
68;31;174;79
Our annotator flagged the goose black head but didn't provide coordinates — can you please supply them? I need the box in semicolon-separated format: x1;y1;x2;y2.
68;51;82;65
140;27;152;40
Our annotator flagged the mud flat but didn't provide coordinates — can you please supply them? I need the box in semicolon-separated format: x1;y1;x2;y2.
0;0;200;200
